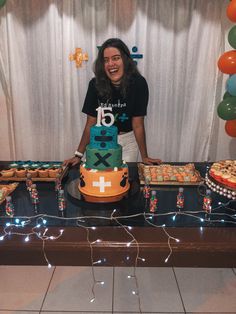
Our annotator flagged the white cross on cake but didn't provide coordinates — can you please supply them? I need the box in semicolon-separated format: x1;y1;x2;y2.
92;176;111;192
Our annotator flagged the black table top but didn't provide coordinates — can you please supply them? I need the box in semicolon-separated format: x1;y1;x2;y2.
0;162;235;229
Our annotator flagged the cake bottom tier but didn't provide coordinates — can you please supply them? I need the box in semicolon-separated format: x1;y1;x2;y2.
79;166;130;203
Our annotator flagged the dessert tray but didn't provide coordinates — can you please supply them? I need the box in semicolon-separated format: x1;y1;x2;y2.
0;183;19;205
205;160;236;199
138;163;203;186
0;161;63;182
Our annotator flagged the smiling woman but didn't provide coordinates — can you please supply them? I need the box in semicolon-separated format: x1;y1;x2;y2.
64;38;162;167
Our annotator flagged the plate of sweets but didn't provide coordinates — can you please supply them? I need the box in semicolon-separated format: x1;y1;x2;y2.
205;160;236;199
0;183;19;205
138;163;203;186
0;161;63;181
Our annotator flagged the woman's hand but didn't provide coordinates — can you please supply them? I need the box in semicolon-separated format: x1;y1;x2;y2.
142;157;162;165
63;156;81;167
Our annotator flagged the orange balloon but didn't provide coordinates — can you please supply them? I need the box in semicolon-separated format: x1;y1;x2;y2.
218;50;236;74
225;119;236;137
227;0;236;22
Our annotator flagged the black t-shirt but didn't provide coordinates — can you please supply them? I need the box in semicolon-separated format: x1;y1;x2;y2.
82;74;149;133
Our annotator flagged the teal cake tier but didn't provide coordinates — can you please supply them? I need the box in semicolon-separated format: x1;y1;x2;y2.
90;125;118;150
86;144;122;170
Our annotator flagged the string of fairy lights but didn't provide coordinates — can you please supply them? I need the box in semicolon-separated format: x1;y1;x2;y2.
0;174;236;311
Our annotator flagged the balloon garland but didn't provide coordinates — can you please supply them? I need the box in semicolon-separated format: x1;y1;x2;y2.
217;0;236;137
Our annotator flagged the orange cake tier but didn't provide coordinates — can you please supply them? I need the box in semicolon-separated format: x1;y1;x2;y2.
79;165;130;203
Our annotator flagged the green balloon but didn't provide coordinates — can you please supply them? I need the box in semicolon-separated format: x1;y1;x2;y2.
217;97;236;120
228;25;236;49
0;0;6;8
223;91;233;99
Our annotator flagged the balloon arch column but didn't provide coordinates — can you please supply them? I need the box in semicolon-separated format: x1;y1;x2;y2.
217;0;236;138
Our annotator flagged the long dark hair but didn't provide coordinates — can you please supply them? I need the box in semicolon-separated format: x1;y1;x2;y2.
94;38;140;100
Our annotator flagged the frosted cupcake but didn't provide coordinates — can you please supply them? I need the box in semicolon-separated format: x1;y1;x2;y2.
1;168;15;177
15;168;26;177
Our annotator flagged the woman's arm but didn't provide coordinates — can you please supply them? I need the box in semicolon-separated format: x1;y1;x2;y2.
63;115;97;166
132;116;162;165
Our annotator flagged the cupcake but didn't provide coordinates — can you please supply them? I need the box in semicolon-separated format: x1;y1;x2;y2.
27;169;38;178
15;168;26;177
38;168;49;178
0;168;15;177
48;167;61;178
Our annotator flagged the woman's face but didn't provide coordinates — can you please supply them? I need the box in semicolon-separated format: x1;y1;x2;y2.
103;47;124;85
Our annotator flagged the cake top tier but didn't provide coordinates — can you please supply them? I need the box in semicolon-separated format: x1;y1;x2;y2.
90;125;118;150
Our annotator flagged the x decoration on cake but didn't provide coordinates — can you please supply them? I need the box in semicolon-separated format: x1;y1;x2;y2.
205;160;236;199
78;106;130;202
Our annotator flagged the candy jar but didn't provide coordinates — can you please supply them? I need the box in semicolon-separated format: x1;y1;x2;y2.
203;189;212;214
58;189;66;217
150;190;158;213
143;178;151;199
5;196;14;217
26;173;33;191
31;184;39;214
55;173;62;194
176;187;184;210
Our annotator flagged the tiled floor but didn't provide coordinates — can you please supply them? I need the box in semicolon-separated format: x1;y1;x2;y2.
0;266;235;314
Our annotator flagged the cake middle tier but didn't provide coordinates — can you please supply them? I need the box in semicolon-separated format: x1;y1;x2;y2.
86;144;122;170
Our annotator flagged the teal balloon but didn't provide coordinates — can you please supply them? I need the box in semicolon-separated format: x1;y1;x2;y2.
217;98;236;120
226;74;236;96
228;25;236;49
0;0;6;8
223;91;233;99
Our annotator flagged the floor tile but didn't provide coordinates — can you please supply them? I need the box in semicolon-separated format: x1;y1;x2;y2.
0;266;54;311
175;267;236;313
233;268;236;276
113;267;184;312
42;266;113;312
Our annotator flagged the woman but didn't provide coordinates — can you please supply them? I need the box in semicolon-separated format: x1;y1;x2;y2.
64;38;161;166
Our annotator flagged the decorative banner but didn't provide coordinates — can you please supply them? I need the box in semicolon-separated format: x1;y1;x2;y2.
227;0;236;23
0;0;6;9
69;48;88;68
217;50;236;74
217;2;236;138
225;119;236;137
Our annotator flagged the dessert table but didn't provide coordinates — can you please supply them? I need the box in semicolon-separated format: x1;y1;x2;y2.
0;162;235;267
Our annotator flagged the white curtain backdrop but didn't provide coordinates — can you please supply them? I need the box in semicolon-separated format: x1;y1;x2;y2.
0;0;233;162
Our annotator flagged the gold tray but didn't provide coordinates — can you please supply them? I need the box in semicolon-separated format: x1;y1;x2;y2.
0;183;19;205
138;163;203;186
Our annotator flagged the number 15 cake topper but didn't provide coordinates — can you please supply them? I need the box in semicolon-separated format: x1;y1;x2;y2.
96;106;115;127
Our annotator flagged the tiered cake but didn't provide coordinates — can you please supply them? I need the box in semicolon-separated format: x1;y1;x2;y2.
79;124;130;202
